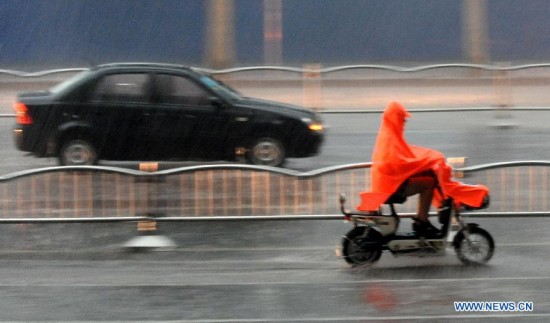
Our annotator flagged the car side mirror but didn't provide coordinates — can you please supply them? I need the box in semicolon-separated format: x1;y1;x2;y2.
208;96;223;108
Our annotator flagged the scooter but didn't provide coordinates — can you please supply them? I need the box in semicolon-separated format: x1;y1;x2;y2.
338;191;494;267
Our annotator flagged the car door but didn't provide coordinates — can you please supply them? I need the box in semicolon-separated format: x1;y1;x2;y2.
83;72;155;160
152;73;245;160
195;75;256;157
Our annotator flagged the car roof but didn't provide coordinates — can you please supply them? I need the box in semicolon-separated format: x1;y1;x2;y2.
93;62;198;73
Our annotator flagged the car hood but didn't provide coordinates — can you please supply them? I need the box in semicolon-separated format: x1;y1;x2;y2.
235;97;319;119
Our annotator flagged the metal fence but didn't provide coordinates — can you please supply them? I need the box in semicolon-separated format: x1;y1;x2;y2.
0;161;549;223
4;63;550;113
4;63;550;77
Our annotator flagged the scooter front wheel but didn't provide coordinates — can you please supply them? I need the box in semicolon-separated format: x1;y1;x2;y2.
342;226;383;266
454;226;495;265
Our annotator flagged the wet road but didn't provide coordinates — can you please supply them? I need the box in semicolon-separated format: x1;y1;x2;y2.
0;218;548;321
3;71;550;174
2;108;550;174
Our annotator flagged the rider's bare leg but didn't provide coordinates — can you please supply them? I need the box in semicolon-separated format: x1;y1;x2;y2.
403;176;435;222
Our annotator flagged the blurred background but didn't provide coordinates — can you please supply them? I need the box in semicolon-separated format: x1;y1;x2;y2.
1;0;548;69
4;0;550;112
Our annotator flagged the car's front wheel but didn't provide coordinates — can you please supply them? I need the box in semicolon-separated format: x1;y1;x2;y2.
59;139;98;166
247;137;285;167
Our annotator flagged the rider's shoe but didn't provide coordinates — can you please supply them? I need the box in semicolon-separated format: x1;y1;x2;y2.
412;219;442;238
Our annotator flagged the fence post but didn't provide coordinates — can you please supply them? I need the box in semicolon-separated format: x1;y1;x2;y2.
303;63;322;111
124;163;176;251
492;62;516;128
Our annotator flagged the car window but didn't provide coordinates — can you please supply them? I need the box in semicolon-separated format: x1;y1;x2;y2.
91;73;150;103
49;70;93;94
200;75;241;101
155;74;209;105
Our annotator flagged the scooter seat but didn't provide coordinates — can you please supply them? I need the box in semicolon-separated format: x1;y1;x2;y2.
383;177;411;205
384;193;407;205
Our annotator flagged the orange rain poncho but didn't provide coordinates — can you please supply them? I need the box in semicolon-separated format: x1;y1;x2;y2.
357;101;489;211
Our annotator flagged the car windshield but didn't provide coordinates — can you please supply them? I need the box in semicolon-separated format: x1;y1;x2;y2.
49;70;93;94
199;75;241;101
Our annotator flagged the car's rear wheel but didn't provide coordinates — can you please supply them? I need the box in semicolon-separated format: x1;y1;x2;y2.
247;137;285;167
59;139;98;166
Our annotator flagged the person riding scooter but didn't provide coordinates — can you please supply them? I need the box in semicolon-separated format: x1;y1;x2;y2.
357;101;489;237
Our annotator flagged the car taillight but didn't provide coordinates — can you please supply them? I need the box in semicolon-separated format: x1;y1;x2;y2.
14;102;33;125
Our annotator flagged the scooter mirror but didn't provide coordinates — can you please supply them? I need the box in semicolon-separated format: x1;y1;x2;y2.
339;193;346;205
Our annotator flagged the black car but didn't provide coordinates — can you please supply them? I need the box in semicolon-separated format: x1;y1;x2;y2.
13;63;324;167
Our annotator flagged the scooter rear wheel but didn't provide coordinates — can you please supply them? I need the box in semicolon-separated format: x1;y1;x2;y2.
342;226;382;266
454;226;495;265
